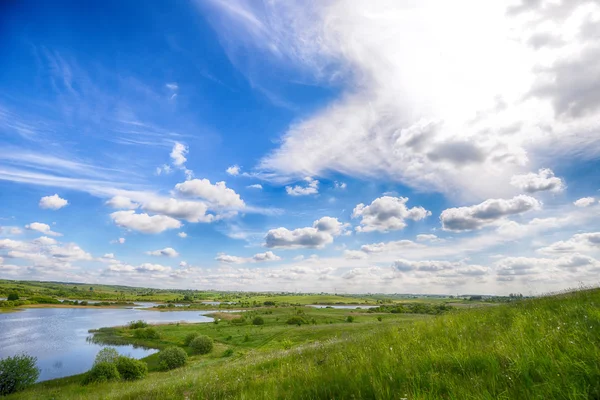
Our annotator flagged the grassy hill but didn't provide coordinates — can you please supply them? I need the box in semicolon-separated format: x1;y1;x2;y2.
8;288;600;399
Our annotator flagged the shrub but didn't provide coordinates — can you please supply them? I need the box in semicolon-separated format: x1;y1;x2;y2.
286;316;308;326
183;332;200;346
222;348;234;357
252;316;265;325
128;320;148;329
230;317;246;325
7;293;19;301
133;327;160;339
115;356;148;381
83;362;120;385
190;335;213;355
346;316;355;323
0;354;39;396
158;347;188;370
243;334;250;342
281;339;293;349
94;347;119;365
377;316;383;322
263;301;275;306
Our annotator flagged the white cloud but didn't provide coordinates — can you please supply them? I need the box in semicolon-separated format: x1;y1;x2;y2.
510;168;565;193
574;197;595;207
110;211;182;234
178;232;187;238
142;198;214;223
226;165;241;176
0;226;23;235
147;247;179;257
110;237;126;245
166;83;178;91
344;250;367;260
416;234;439;242
175;179;245;209
264;216;348;249
334;181;347;189
393;259;488;276
285;177;319;196
39;194;68;210
170;142;188;166
33;236;58;246
206;1;600;201
247;184;263;189
179;261;188;267
352;196;430;232
538;232;600;254
105;196;139;210
103;253;115;259
216;251;281;264
24;222;62;237
156;164;172;175
440;195;541;232
360;240;422;254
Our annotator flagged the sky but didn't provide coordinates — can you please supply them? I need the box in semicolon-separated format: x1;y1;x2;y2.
0;0;599;295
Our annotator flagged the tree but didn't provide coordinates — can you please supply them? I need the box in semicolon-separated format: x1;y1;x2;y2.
7;293;19;301
89;287;94;291
0;354;40;395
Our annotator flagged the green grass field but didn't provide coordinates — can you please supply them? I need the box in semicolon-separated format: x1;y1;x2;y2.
7;287;600;399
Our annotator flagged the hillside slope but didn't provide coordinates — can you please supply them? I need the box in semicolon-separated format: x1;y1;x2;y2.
10;288;600;399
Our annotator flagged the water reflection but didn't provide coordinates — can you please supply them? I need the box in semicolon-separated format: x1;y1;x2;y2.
0;307;215;381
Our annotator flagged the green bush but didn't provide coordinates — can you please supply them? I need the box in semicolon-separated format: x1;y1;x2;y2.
184;332;200;346
230;317;246;325
252;316;265;325
0;354;39;396
190;335;213;355
133;327;160;339
128;320;148;329
222;348;234;357
115;356;148;381
83;362;120;385
158;347;188;370
7;293;19;301
346;316;355;323
377;316;383;322
94;347;119;365
286;316;308;326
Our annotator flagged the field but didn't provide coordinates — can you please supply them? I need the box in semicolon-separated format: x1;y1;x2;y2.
6;287;600;399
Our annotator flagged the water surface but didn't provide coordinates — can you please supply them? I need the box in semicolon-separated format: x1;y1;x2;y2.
0;307;214;381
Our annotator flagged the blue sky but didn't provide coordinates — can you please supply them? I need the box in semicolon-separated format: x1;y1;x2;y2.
1;0;599;294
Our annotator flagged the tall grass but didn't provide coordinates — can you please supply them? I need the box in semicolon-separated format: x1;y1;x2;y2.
10;288;600;399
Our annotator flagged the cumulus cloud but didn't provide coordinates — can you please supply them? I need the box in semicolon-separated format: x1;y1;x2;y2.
175;179;245;209
110;211;182;234
105;196;139;210
264;216;348;249
110;237;126;245
352;196;430;232
510;168;565;193
538;232;600;254
226;165;241;176
33;236;58;246
39;194;68;210
170;142;188;166
147;247;179;257
142;198;215;223
495;254;600;281
178;232;187;238
574;197;595;207
24;222;62;237
285;177;319;196
440;195;541;232
334;181;347;189
393;259;488;276
216;251;281;264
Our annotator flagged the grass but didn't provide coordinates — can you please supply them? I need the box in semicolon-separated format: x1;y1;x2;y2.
7;287;600;399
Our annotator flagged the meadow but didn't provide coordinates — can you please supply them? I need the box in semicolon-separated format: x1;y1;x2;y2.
5;287;599;399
